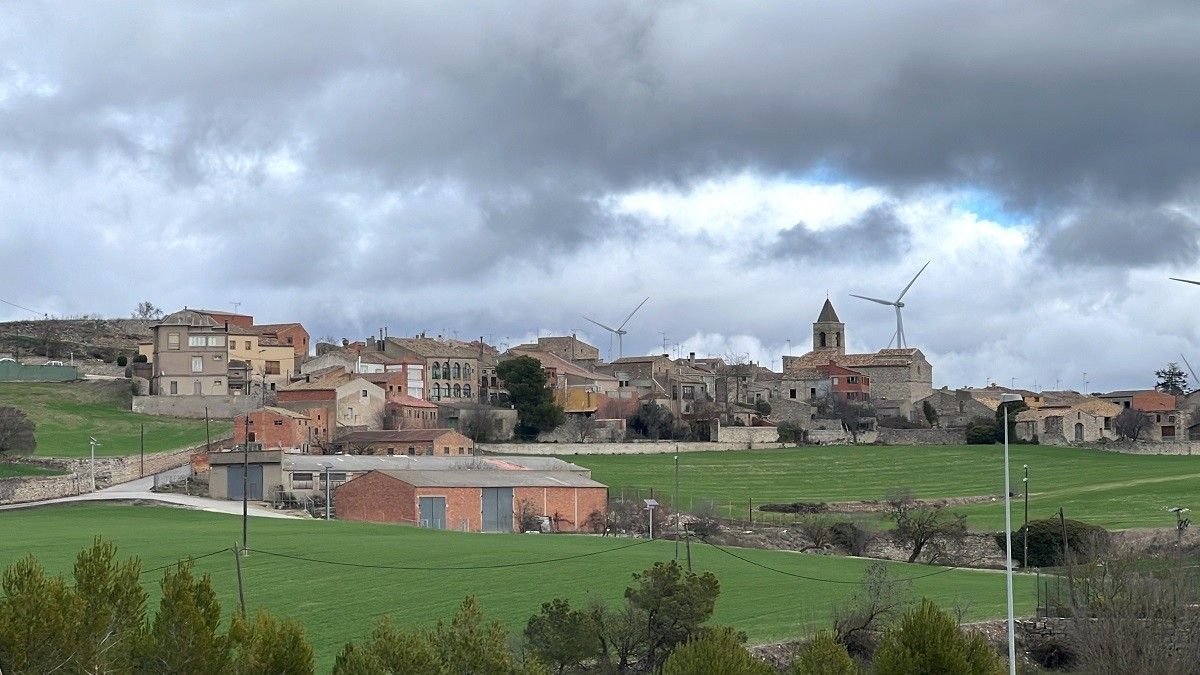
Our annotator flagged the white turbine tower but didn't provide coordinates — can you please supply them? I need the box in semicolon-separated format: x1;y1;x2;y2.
849;261;931;349
583;297;650;361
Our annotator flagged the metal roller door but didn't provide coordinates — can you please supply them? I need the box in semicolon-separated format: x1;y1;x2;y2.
481;487;514;532
227;464;263;501
419;496;447;529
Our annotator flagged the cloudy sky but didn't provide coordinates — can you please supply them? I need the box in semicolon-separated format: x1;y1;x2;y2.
3;1;1200;391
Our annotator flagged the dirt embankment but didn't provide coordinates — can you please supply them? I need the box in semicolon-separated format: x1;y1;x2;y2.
0;318;152;363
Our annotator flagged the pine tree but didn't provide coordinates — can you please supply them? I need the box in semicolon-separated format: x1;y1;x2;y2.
229;610;315;674
662;626;774;675
72;538;148;673
137;562;230;674
0;555;81;674
791;631;856;675
874;599;1003;675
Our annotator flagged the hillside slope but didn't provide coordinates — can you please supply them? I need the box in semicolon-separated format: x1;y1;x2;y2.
0;318;152;362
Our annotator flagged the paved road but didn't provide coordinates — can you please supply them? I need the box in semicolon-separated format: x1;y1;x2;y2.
0;474;302;519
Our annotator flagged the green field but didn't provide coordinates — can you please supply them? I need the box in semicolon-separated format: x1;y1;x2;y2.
0;504;1036;671
568;445;1200;531
0;382;227;457
0;462;63;478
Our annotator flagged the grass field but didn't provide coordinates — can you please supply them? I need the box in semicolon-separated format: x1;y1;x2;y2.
568;445;1200;531
0;462;63;478
0;503;1037;671
0;382;227;457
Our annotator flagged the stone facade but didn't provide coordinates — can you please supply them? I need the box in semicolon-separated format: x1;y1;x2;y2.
715;424;780;445
475;440;787;455
915;388;995;428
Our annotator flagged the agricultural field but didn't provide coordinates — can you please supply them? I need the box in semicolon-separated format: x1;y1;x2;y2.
569;445;1200;531
0;503;1036;671
0;381;227;457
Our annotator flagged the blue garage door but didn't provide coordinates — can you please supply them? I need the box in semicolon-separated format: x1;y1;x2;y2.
419;496;446;530
227;464;263;501
481;487;514;533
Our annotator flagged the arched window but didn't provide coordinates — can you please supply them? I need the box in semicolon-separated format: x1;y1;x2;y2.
463;384;471;399
453;384;462;398
835;333;841;347
452;362;461;379
431;383;441;400
819;332;827;348
463;365;472;380
432;362;441;379
443;361;451;379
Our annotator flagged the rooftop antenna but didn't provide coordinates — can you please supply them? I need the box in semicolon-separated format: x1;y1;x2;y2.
659;331;670;354
850;261;930;349
582;296;650;360
1083;371;1089;393
230;301;242;313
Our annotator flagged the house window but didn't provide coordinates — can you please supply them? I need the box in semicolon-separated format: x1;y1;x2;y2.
265;361;281;375
170;381;178;394
213;354;223;361
431;384;441;400
208;336;225;347
191;357;203;373
408;446;416;455
286;336;293;345
345;407;354;421
387;447;395;455
214;379;222;386
443;362;451;379
189;336;206;347
273;420;284;426
292;473;314;489
361;389;368;398
463;365;471;380
789;388;797;399
453;384;462;398
168;333;180;349
463;384;471;399
245;341;251;350
452;363;461;379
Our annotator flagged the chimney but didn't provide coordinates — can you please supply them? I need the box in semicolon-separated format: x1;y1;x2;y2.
688;351;695;364
224;321;229;331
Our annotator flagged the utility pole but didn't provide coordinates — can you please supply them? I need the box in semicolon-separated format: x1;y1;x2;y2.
242;415;250;555
1023;465;1029;568
205;407;211;454
325;463;332;520
674;452;680;561
88;437;100;491
139;424;144;478
232;544;246;615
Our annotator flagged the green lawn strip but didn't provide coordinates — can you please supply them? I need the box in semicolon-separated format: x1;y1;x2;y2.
0;382;228;457
0;503;1037;671
569;445;1200;530
0;462;64;478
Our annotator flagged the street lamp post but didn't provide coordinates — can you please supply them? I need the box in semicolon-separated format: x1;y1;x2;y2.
1000;393;1021;675
88;437;100;491
1023;464;1029;568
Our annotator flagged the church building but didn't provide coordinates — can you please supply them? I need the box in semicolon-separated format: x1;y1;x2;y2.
782;299;933;419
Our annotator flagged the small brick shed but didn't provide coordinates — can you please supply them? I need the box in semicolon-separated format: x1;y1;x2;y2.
335;469;608;533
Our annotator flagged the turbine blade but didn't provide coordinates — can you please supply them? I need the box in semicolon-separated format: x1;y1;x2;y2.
849;294;896;306
617;296;650;331
886;329;898;349
582;315;619;333
1182;354;1199;384
1170;277;1200;286
896;260;931;302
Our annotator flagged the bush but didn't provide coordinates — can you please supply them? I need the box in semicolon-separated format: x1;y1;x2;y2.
116;355;128;367
663;626;773;675
791;631;856;674
0;406;37;456
830;520;875;556
759;502;828;514
778;421;805;443
995;518;1110;567
133;354;148;363
965;418;998;444
874;599;1004;675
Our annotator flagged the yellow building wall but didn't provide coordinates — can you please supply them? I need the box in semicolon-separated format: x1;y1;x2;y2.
227;335;297;377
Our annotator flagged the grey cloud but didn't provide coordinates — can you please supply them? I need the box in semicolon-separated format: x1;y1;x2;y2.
769;204;909;261
1041;206;1200;268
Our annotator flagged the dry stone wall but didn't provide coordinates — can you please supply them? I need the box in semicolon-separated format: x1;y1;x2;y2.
477;440;788;455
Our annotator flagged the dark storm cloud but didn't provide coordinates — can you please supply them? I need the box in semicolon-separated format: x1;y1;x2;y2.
1042;205;1200;268
769;204;909;261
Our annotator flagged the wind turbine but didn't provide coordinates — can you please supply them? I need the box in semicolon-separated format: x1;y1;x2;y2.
1170;277;1200;286
1181;354;1199;389
850;261;930;349
583;296;650;361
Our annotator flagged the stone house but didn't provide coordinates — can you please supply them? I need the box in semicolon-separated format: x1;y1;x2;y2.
513;335;601;369
275;370;387;441
915;388;996;428
1099;389;1185;441
147;309;231;396
385;393;441;429
378;336;480;404
1014;405;1114;445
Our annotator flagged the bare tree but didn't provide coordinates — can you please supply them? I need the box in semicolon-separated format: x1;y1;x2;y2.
0;407;37;456
797;515;836;551
884;489;967;563
1114;408;1153;441
460;410;502;442
560;414;600;442
132;301;163;320
1067;552;1200;674
832;562;911;656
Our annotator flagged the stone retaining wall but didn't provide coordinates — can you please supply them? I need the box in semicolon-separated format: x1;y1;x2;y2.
132;395;259;419
1083;439;1200;455
0;436;231;505
477;440;788;455
877;427;967;445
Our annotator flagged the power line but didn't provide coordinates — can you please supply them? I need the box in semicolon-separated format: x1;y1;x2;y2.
247;538;654;571
702;541;998;584
0;297;45;316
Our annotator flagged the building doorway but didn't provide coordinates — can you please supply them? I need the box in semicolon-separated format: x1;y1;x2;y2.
419;496;446;529
1074;423;1084;442
481;487;514;532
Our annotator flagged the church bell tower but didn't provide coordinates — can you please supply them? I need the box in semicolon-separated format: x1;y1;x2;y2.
813;299;845;355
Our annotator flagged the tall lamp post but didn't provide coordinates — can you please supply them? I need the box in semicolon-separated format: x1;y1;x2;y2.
1000;392;1022;675
1023;464;1029;568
